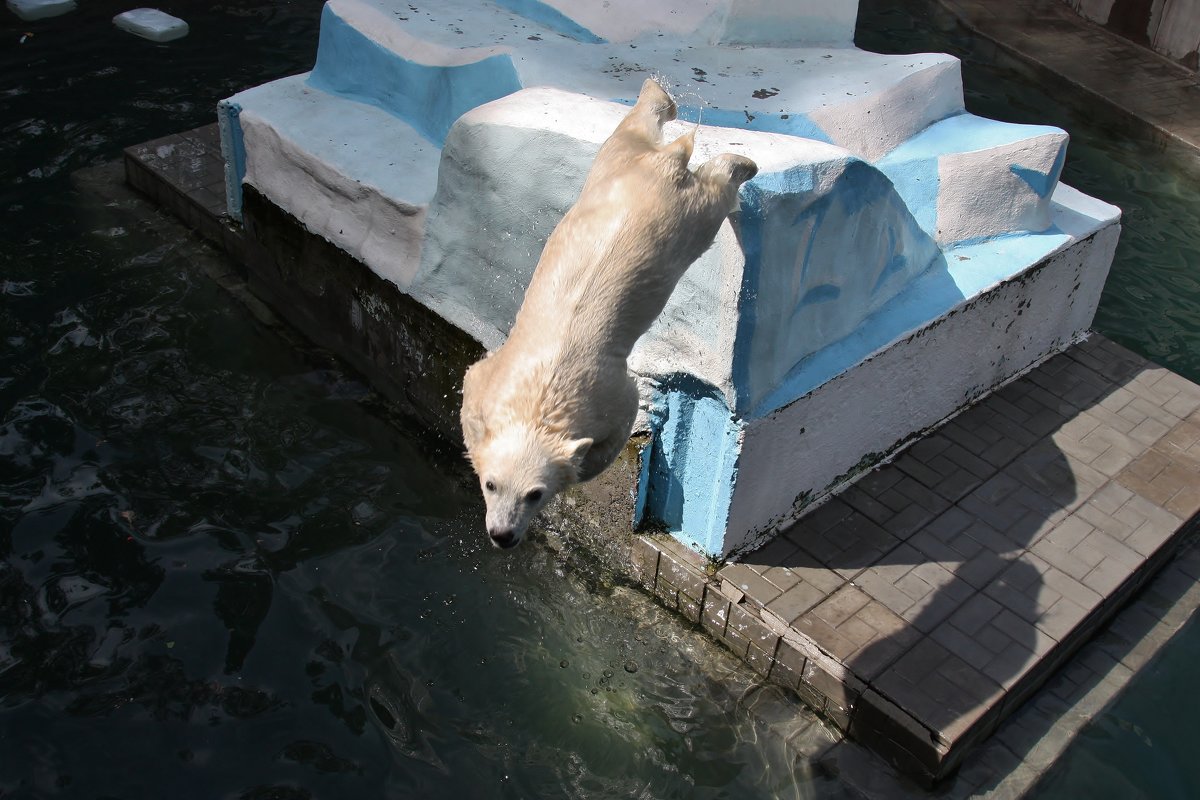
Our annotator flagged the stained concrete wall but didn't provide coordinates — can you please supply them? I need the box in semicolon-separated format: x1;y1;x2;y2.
1065;0;1200;70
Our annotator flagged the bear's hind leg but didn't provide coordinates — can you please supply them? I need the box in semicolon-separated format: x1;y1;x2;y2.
577;373;640;482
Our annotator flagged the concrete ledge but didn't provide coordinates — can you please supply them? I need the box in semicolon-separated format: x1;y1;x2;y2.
938;0;1200;153
123;127;244;258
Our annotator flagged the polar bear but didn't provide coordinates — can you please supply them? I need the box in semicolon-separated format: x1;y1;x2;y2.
461;79;757;549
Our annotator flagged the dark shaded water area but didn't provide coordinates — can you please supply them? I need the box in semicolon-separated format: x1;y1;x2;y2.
0;3;842;798
858;1;1200;798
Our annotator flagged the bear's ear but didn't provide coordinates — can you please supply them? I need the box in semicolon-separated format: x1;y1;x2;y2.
636;78;676;125
566;437;593;472
462;414;488;449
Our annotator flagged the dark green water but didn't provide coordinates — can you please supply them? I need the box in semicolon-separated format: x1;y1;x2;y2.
0;2;842;797
3;0;1199;797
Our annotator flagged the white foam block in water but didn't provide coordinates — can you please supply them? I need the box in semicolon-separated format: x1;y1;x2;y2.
7;0;76;21
113;8;189;42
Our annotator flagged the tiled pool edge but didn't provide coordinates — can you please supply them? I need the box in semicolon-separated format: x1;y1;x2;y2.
953;532;1200;797
634;526;1200;797
815;529;1200;799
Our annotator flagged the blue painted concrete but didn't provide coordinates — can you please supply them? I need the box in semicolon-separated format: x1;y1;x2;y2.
643;376;742;556
217;99;246;219
876;150;939;238
308;3;523;144
750;226;1074;417
887;113;1064;157
730;159;940;416
1012;143;1067;198
493;0;605;43
877;112;1067;240
677;105;833;145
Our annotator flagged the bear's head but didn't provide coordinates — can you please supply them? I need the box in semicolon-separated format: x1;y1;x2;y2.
465;420;591;549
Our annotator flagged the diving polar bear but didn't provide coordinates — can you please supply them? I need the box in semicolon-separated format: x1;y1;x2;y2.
461;79;758;549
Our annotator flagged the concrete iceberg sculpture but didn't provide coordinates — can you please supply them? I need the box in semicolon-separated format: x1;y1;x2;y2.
219;0;1120;556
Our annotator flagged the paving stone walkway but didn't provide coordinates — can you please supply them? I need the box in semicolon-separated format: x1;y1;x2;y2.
634;335;1200;783
940;0;1200;151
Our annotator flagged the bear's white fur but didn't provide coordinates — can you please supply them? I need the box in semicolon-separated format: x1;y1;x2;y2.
461;79;757;549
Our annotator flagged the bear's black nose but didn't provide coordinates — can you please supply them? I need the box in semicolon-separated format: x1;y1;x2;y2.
489;529;518;549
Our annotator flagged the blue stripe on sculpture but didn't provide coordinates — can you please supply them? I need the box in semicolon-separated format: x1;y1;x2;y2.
309;4;523;144
642;375;742;556
493;0;606;43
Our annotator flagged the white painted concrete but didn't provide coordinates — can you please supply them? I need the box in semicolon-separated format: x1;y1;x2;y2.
308;0;963;154
723;213;1121;556
225;75;439;289
878;114;1068;246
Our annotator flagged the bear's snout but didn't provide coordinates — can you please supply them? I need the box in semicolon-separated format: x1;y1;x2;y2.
489;528;519;549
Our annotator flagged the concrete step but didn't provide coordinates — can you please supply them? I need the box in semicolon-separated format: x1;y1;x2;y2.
636;334;1200;784
219;74;440;289
877;113;1069;246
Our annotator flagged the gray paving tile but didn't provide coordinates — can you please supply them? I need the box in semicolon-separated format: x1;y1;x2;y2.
721;562;781;606
840;483;895;526
930;623;996;673
1035;595;1091;641
1082;558;1130;595
768;580;830;624
1088;480;1135;515
759;564;801;593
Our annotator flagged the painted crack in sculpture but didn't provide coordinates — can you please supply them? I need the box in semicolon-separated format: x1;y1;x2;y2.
218;0;1121;557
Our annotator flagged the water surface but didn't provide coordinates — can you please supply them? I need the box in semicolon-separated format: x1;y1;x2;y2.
0;3;842;797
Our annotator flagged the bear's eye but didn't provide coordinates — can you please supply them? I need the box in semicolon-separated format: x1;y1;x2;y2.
485;480;496;492
525;489;543;504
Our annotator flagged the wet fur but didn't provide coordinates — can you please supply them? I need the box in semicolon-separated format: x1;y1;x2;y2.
461;79;757;547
